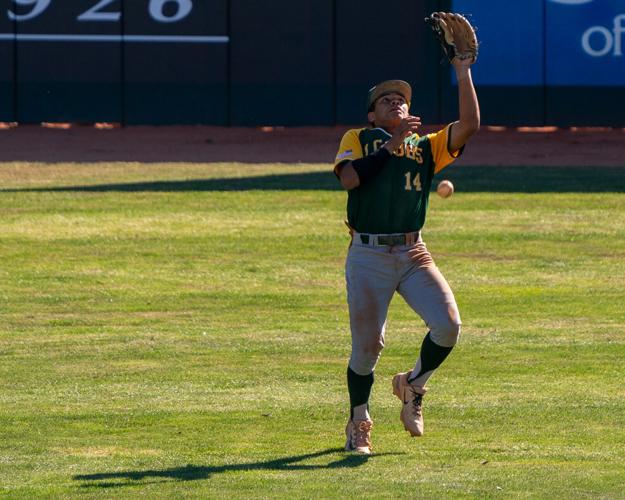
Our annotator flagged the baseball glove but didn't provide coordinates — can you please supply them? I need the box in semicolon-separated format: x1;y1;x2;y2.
425;12;478;64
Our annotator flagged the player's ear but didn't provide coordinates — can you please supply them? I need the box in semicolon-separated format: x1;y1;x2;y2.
367;111;376;124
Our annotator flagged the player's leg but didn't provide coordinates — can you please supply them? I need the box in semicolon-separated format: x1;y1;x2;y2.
399;264;461;386
346;245;396;416
344;244;396;453
391;243;461;436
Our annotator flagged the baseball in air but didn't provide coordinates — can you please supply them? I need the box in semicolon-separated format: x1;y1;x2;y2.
436;180;454;198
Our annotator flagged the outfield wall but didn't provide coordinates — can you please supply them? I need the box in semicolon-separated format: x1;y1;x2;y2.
0;0;623;126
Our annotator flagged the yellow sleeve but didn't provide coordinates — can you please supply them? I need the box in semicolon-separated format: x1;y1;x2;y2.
333;129;364;175
427;123;463;174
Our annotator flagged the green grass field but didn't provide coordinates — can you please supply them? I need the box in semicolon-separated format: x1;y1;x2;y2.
1;161;624;498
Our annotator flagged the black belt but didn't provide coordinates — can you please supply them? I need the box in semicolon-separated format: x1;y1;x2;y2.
358;231;419;246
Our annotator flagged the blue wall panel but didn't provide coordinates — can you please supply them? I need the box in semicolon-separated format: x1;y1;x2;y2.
546;0;625;125
546;0;625;86
446;0;545;125
452;0;544;86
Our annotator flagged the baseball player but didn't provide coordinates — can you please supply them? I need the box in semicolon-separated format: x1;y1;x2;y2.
334;13;480;454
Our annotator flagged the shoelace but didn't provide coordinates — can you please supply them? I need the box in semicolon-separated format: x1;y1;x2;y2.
409;389;423;416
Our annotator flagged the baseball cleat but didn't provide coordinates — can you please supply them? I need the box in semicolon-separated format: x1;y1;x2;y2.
392;371;427;437
344;419;373;455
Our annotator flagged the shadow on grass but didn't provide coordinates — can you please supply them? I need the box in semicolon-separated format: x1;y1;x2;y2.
73;448;400;488
3;166;625;193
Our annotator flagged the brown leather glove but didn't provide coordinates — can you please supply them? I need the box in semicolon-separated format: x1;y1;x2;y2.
425;12;478;64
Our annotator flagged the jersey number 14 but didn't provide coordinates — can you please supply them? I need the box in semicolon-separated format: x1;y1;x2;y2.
404;172;422;191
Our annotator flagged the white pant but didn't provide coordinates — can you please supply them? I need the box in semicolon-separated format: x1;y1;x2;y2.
346;236;461;376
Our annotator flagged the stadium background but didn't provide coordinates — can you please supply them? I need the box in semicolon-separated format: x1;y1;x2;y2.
1;0;624;127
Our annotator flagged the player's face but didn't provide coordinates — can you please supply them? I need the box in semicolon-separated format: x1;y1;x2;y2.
368;93;409;129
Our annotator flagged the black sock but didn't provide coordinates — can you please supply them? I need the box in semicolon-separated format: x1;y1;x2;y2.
408;332;454;384
347;366;374;419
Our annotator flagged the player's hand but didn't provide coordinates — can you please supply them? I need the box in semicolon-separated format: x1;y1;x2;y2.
383;116;422;152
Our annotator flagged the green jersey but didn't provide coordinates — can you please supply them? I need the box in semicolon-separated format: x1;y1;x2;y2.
334;124;461;234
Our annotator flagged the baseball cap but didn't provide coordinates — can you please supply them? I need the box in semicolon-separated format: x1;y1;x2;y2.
367;80;412;112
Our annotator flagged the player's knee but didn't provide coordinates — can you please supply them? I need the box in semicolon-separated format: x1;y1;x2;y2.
362;336;384;369
430;320;461;348
365;335;385;356
351;336;384;374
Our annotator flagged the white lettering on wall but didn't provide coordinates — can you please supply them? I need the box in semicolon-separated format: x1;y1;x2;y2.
582;14;625;57
7;0;194;24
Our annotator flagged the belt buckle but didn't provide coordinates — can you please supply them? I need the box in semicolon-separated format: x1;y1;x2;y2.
391;234;405;245
377;234;404;246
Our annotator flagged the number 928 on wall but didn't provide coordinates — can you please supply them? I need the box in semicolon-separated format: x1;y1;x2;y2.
9;0;193;23
3;1;229;44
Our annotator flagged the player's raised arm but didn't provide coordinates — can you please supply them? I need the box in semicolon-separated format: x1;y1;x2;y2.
448;59;480;152
426;12;480;152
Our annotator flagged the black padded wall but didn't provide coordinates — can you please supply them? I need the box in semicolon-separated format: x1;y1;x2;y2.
0;1;15;121
15;0;122;123
229;0;334;126
335;0;442;125
123;0;228;125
